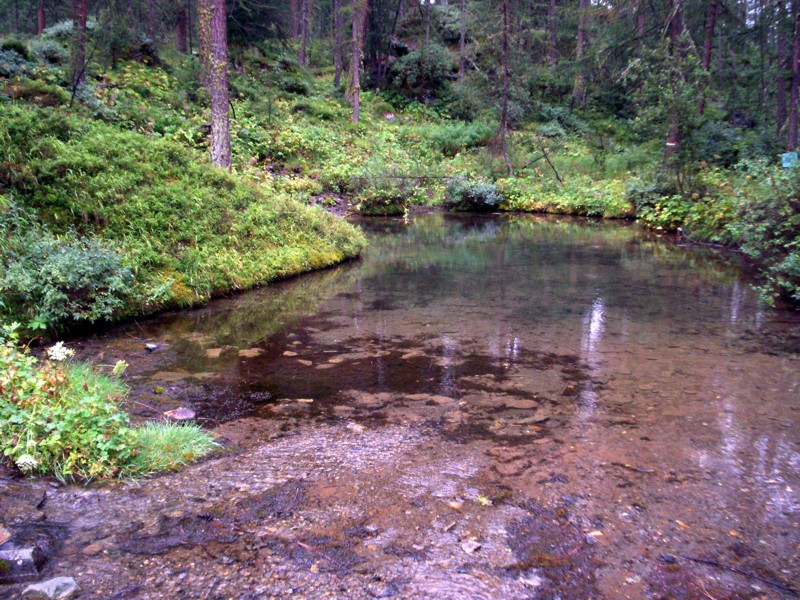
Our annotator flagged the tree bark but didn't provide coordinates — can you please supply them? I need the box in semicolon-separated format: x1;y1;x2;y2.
698;0;717;114
176;0;188;53
789;0;800;150
72;0;87;92
333;0;343;85
425;0;431;45
299;0;308;65
197;0;231;168
547;0;556;65
37;0;45;34
350;0;368;122
499;0;511;174
572;0;588;103
778;0;787;134
459;0;466;77
290;0;300;37
665;0;684;161
149;0;158;46
636;1;644;52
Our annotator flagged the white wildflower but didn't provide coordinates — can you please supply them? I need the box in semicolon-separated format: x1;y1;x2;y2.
46;342;75;362
16;454;38;473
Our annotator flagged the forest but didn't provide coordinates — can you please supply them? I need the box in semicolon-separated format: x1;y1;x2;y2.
0;0;799;597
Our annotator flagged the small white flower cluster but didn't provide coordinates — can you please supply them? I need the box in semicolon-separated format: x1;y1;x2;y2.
16;454;38;473
46;341;75;362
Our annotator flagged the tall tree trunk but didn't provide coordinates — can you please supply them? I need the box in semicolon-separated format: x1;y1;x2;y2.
299;0;308;65
636;1;645;52
789;0;800;150
176;0;188;53
698;0;717;114
290;0;300;37
778;0;788;134
149;0;158;45
425;0;431;45
665;0;684;161
197;0;231;168
333;0;343;85
72;0;87;93
37;0;45;34
350;0;368;122
572;0;587;103
459;0;466;77
547;0;556;65
499;0;511;174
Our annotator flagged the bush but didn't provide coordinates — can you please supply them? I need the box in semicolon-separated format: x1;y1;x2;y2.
29;38;69;65
726;162;800;302
1;39;29;60
0;48;30;78
0;228;133;331
429;121;494;156
0;326;219;480
444;177;502;212
390;43;452;102
3;78;70;107
0;331;134;480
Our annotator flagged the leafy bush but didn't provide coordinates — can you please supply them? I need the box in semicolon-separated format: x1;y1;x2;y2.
3;78;70;107
429;121;493;156
42;18;98;42
726;162;800;302
391;43;452;102
539;106;585;133
0;49;31;78
444;177;502;212
29;38;69;65
1;39;29;60
0;326;218;480
0;229;133;331
0;330;134;480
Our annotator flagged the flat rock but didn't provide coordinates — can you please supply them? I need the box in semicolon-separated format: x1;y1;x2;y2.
296;359;313;367
22;577;81;599
164;407;196;421
205;348;223;359
238;348;263;358
504;398;539;410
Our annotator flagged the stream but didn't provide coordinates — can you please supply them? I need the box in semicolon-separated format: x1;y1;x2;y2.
1;213;799;598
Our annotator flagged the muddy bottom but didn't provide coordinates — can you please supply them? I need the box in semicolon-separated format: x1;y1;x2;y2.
1;214;799;599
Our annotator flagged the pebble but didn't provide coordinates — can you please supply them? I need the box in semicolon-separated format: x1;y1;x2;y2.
22;577;81;599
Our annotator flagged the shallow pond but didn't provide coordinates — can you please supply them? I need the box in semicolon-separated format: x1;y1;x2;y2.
2;213;799;598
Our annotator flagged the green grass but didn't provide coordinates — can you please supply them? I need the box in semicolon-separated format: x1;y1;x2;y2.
130;422;220;474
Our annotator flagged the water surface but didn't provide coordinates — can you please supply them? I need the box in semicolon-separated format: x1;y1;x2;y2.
3;213;799;598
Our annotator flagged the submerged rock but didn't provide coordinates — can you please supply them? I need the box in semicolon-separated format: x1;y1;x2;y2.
164;407;196;421
0;544;46;583
22;576;81;599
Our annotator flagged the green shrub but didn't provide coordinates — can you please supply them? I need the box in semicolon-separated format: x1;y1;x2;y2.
0;229;133;331
726;162;800;302
3;78;70;107
0;332;134;480
29;38;69;65
390;43;452;102
444;177;502;212
0;326;218;480
429;121;494;156
1;39;29;60
130;422;219;473
0;49;30;78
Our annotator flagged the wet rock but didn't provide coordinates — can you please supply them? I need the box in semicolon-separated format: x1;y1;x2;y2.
504;398;538;410
0;525;11;546
0;545;46;583
283;351;298;356
296;359;313;367
22;577;81;599
460;539;482;554
238;348;263;358
164;407;196;421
